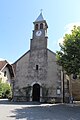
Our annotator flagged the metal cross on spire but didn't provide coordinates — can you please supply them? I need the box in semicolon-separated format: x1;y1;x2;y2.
35;9;44;22
40;9;43;14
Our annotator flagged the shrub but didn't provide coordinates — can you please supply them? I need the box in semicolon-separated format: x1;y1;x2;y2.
0;81;12;99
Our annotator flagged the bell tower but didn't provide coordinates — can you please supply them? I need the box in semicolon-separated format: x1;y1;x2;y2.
28;13;48;101
33;12;48;38
33;12;48;37
30;12;48;51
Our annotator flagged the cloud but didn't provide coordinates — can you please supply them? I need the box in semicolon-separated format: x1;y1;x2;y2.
0;58;12;64
0;58;5;61
64;22;80;34
58;37;64;45
58;22;80;45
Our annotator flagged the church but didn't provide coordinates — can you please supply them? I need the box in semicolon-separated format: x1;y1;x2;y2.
12;13;64;103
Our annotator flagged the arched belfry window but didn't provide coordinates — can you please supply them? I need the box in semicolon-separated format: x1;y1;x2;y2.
40;23;43;29
35;24;38;30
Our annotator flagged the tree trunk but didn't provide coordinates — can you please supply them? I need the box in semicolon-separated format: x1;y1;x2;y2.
69;75;73;103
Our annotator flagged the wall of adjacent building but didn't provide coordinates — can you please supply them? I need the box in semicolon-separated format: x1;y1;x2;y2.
72;79;80;100
0;67;11;84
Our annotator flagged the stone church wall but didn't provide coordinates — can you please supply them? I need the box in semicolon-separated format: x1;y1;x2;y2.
13;49;62;102
14;51;30;89
47;50;62;102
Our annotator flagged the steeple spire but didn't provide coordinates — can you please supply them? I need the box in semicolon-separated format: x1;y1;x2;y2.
33;12;48;30
35;12;44;22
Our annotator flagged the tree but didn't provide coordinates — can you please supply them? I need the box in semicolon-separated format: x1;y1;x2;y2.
56;26;80;76
56;26;80;101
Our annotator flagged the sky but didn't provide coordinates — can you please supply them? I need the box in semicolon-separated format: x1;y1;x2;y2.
0;0;80;63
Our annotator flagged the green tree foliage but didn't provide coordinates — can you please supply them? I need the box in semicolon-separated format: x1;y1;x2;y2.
56;26;80;76
0;79;12;98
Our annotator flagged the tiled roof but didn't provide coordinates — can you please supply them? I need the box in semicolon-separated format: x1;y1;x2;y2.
0;60;14;78
0;60;8;70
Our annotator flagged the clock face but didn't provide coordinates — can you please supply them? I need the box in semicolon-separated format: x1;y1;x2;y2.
36;30;42;36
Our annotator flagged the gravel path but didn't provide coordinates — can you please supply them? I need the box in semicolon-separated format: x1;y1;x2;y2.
0;99;80;120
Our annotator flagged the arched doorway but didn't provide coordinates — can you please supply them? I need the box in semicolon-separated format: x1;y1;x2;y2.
32;83;40;101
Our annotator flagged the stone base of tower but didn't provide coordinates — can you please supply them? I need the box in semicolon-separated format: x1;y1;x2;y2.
12;96;62;103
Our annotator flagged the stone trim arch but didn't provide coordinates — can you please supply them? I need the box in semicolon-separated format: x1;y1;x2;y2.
31;81;41;86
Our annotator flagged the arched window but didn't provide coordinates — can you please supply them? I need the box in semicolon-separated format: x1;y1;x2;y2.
40;23;43;29
35;24;38;30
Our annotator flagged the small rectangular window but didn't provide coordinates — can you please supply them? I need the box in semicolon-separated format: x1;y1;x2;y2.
36;65;38;70
4;71;6;77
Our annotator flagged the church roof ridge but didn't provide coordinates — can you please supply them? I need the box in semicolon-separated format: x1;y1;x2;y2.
47;48;56;55
0;60;8;70
12;50;30;64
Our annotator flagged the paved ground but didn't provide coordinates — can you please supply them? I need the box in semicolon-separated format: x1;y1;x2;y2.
0;99;80;120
